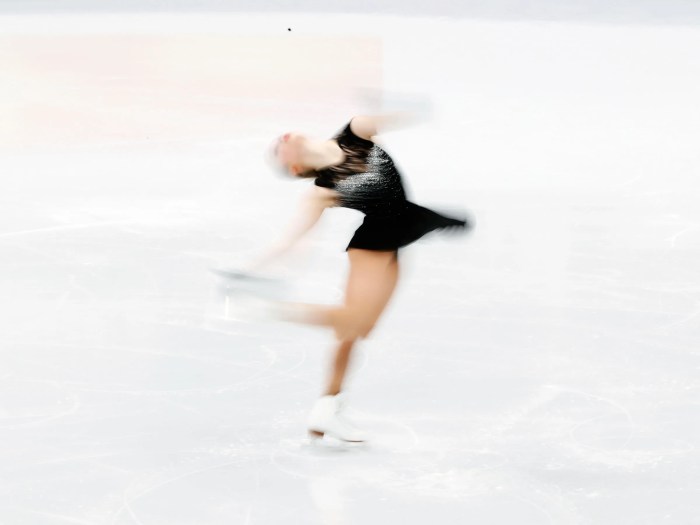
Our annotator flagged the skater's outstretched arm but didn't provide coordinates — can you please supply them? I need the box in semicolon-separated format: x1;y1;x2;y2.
351;90;433;140
245;185;336;271
350;111;430;141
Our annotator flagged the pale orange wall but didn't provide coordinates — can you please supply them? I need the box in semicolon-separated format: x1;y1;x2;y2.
0;35;382;150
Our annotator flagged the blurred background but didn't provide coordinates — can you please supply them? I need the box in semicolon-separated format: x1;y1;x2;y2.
1;2;699;525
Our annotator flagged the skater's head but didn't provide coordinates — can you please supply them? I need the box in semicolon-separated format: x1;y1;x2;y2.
269;131;346;179
269;132;316;179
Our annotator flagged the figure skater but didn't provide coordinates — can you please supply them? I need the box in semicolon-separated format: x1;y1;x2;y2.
231;114;471;442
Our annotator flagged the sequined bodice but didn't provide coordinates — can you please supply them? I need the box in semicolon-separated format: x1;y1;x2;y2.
314;122;408;217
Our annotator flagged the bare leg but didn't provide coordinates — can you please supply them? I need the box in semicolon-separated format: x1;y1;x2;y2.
322;250;400;395
278;249;400;341
307;250;400;441
341;249;399;340
325;339;355;396
364;252;399;333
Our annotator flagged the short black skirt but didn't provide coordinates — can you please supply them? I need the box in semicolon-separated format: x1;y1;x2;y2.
346;201;470;251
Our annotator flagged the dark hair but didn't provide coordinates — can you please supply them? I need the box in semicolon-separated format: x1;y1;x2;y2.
295;169;318;179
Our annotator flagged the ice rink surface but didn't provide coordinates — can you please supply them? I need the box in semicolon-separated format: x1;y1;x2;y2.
1;5;700;525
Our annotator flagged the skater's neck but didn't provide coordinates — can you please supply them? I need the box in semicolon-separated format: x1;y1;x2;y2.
301;139;345;170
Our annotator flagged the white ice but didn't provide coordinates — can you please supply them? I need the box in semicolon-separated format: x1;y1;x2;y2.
1;9;699;525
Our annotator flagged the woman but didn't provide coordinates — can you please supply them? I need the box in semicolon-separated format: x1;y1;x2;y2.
243;114;470;442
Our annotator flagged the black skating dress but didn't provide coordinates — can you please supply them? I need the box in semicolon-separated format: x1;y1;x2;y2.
314;120;470;251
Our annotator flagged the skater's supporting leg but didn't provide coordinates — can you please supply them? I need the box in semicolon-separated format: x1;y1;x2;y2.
308;251;400;441
336;248;399;340
324;251;399;396
365;252;399;329
326;339;355;396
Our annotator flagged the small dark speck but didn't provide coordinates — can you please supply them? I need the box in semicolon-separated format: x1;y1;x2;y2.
288;28;291;31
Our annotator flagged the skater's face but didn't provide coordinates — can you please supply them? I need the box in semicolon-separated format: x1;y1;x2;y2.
273;133;307;176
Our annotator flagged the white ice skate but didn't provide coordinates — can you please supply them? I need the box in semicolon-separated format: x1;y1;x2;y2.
307;394;367;443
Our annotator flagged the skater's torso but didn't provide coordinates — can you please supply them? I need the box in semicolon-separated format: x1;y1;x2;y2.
314;122;408;218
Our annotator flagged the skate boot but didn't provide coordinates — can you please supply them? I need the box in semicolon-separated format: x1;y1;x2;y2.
307;394;367;443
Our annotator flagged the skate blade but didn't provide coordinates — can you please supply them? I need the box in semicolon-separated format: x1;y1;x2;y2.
307;429;367;445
